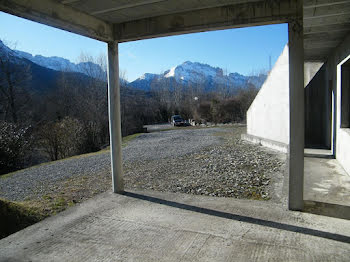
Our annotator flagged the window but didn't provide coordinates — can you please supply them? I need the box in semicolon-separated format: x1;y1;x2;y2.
341;59;350;128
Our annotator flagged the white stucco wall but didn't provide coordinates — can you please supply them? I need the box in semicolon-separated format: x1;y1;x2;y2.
304;62;323;86
247;45;289;145
246;33;350;175
337;129;350;174
335;48;350;175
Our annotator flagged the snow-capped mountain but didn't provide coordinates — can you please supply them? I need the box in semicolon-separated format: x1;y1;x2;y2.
0;40;26;65
0;40;13;56
0;40;105;79
164;61;224;84
128;73;159;90
15;50;105;80
129;61;266;91
1;40;266;92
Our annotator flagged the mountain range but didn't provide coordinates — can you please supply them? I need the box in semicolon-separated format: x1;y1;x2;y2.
129;61;266;92
0;40;94;94
14;50;105;80
0;40;266;92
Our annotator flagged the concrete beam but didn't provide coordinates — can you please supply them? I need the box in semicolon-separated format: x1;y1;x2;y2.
304;40;340;50
304;57;328;62
288;0;304;211
304;2;350;19
304;15;350;28
91;0;167;15
66;0;264;24
304;0;350;9
107;41;124;193
304;23;350;35
304;31;348;41
114;0;299;42
0;0;113;42
304;49;330;61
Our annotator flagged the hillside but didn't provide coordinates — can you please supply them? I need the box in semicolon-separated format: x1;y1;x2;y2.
0;40;95;94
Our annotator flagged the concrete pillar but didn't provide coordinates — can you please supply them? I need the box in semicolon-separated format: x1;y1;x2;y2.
288;3;304;211
107;41;124;193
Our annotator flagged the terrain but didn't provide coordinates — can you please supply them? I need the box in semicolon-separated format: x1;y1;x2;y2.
0;126;285;238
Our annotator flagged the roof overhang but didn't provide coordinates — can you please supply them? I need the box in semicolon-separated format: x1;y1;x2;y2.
1;0;349;62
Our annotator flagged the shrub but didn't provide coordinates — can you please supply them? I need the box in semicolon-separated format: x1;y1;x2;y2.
0;121;33;174
38;117;85;161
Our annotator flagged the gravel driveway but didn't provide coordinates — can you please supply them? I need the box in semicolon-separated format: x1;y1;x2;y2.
124;127;285;202
124;128;223;162
0;127;225;201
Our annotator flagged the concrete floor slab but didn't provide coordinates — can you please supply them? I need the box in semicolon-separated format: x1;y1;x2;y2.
1;190;350;261
304;157;350;206
304;148;333;158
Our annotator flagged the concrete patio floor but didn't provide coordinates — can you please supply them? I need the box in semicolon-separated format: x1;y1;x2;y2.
304;156;350;206
303;154;350;220
1;190;349;261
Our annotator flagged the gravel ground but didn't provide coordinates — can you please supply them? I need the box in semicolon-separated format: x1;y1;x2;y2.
0;127;224;201
124;128;224;161
0;126;286;204
124;127;286;201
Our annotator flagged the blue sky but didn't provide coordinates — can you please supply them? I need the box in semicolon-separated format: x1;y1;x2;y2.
0;11;287;81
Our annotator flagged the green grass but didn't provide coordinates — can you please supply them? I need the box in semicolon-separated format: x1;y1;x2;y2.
122;133;142;147
0;198;46;239
0;193;83;239
0;132;144;238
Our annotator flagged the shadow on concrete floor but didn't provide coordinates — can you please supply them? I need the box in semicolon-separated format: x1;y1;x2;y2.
304;200;350;220
124;191;350;244
303;153;350;220
304;157;350;203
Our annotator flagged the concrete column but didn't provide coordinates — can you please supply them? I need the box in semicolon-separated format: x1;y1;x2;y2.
107;41;124;193
288;4;304;211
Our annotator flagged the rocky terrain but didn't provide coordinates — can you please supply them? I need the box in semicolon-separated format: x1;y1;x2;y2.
124;126;285;201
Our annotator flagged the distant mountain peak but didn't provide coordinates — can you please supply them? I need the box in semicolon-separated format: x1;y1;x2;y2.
129;60;267;92
0;41;105;80
1;40;265;92
14;49;106;79
140;73;158;80
164;66;176;78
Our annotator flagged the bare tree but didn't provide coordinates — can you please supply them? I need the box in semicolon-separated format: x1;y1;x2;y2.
74;53;109;150
38;117;85;161
0;40;32;123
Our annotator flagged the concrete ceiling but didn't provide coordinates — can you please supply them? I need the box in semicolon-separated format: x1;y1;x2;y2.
58;0;263;24
60;0;350;61
304;0;350;61
61;0;350;61
1;0;350;62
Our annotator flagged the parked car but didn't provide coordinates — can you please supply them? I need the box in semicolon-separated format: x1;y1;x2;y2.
171;115;185;126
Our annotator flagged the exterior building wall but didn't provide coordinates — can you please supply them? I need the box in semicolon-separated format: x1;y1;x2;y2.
246;34;350;176
247;45;290;145
246;45;329;150
244;46;332;152
331;33;350;175
337;128;350;174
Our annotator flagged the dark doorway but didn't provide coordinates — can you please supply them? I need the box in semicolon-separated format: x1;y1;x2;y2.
305;64;332;149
